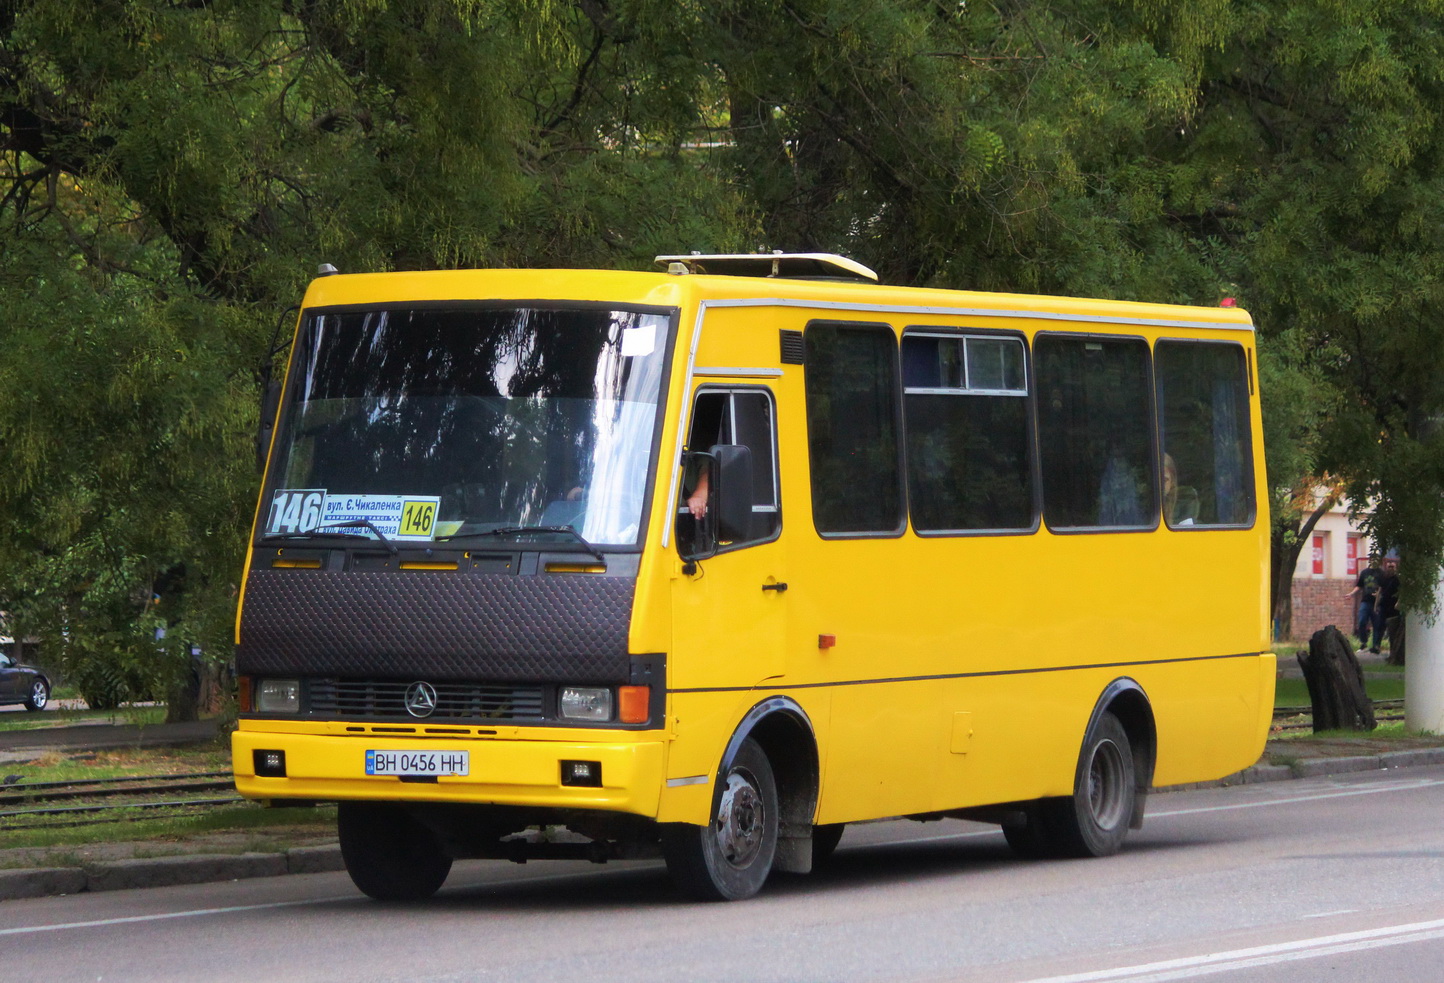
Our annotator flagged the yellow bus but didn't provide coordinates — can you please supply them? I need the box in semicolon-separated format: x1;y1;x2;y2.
232;253;1274;901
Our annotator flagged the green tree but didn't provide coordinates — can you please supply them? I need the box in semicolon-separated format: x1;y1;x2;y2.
1184;0;1444;615
0;0;756;709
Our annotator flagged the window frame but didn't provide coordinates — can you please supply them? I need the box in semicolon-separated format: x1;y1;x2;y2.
1153;337;1258;531
803;319;908;540
901;327;1041;537
1034;331;1161;535
268;300;681;556
679;384;783;554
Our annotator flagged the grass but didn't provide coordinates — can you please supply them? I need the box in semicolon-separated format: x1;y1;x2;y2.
1302;721;1432;740
0;805;338;857
1275;676;1405;707
2;744;231;783
0;742;337;857
0;705;167;733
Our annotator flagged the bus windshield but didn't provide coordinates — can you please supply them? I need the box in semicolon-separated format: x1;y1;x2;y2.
260;305;672;549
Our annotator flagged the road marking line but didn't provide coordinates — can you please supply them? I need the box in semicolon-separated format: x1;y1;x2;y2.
0;896;357;937
1150;778;1444;818
0;863;659;937
879;778;1444;848
1009;917;1444;982
6;775;1439;937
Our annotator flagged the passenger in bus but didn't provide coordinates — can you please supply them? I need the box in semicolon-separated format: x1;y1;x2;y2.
682;394;727;520
1097;446;1144;526
1162;454;1198;526
686;469;709;518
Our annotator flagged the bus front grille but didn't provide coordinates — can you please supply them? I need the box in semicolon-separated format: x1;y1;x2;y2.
308;678;546;721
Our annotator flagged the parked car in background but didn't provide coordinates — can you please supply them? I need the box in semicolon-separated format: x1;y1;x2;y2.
0;647;50;711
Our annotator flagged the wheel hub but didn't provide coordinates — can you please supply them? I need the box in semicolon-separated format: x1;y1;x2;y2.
714;768;765;867
1087;739;1127;829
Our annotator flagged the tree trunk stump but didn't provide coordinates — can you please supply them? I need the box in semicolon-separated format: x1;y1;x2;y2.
1298;626;1376;732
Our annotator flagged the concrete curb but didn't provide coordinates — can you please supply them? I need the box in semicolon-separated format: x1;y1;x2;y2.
5;749;1444;903
1159;746;1444;792
0;845;342;901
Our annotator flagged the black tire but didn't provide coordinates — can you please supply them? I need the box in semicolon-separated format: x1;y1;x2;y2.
1004;713;1135;860
338;802;453;901
811;823;846;865
1001;806;1057;859
23;679;49;712
662;737;778;901
1052;711;1135;857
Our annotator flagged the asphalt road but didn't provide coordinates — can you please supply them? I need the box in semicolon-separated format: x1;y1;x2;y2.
6;766;1444;983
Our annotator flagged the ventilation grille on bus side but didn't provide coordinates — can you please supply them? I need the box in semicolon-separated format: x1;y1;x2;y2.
780;330;804;364
308;678;546;720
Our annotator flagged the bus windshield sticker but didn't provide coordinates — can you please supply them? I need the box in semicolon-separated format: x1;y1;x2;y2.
266;488;327;535
320;495;441;541
621;322;657;357
264;490;441;541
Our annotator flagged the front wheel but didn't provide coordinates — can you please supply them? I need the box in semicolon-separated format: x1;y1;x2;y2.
338;802;452;901
662;737;778;901
24;679;49;712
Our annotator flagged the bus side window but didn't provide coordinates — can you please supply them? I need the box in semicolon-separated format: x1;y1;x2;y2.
901;332;1033;533
677;388;781;551
1035;335;1156;530
1155;341;1255;527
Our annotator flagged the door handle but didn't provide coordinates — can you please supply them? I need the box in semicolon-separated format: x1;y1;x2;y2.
762;582;788;593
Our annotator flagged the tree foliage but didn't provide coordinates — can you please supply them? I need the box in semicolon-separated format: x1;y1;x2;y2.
3;0;1444;701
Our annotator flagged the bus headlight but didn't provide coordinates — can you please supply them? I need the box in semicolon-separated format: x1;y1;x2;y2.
256;678;301;714
560;686;612;722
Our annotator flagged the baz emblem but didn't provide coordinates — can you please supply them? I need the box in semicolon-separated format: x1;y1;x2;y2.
404;681;438;718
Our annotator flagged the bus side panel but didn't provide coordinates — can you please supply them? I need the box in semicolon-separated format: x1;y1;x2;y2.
1142;653;1276;787
654;688;832;824
802;522;1270;823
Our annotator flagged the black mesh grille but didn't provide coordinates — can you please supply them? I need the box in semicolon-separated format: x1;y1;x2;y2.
780;329;805;364
308;678;546;721
237;570;635;684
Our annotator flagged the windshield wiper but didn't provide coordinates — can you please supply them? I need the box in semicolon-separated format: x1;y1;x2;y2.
319;519;399;554
260;519;399;555
441;525;606;564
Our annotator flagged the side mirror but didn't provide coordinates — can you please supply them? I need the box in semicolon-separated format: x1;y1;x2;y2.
256;376;282;473
678;444;755;561
711;444;755;543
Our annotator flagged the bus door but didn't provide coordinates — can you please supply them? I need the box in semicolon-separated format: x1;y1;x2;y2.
670;386;787;693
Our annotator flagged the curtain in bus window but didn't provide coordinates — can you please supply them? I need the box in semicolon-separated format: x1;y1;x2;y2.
1155;341;1254;527
902;334;1032;532
1035;335;1156;529
804;323;904;535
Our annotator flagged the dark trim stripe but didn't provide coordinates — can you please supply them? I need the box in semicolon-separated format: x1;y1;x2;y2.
668;650;1269;695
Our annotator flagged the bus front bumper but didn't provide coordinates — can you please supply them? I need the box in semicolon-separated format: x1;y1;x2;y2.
232;724;666;817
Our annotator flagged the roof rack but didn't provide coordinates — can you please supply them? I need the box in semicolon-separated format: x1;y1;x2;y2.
655;251;879;283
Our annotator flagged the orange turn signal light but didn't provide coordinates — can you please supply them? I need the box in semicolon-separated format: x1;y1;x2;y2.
619;685;650;724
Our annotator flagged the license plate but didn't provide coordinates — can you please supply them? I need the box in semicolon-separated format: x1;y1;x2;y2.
365;749;470;777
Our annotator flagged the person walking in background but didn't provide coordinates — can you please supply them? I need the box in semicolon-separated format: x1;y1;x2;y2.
1344;555;1385;653
1378;553;1404;665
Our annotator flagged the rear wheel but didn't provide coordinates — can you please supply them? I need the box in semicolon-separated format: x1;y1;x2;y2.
662;737;778;901
338;802;452;900
1001;807;1056;859
24;679;49;712
1004;712;1135;860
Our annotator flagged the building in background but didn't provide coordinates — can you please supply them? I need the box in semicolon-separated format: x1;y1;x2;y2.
1290;496;1375;641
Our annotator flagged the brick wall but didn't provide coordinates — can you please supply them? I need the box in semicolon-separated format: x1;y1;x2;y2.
1290;578;1357;641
